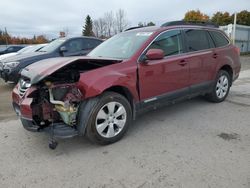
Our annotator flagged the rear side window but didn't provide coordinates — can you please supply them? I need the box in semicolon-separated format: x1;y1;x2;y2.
209;31;229;47
148;30;183;56
184;29;210;51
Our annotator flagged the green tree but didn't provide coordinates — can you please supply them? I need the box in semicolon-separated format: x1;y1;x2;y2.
184;10;209;21
211;11;232;26
82;15;95;36
138;22;144;27
234;10;250;26
138;21;155;27
146;22;155;26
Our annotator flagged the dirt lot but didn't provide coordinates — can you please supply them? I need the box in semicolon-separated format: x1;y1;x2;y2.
0;56;250;188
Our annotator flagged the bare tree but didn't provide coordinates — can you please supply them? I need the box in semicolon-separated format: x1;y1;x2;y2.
93;18;107;38
115;9;129;33
92;9;129;38
93;20;100;38
104;11;115;37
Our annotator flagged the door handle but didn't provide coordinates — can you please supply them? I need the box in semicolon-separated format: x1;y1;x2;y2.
213;53;218;58
178;59;187;66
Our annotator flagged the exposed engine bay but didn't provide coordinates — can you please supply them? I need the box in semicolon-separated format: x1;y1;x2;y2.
22;58;121;128
16;58;122;149
30;82;83;127
48;82;82;126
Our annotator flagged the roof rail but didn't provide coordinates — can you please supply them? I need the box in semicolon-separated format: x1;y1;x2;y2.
161;20;219;28
124;26;143;31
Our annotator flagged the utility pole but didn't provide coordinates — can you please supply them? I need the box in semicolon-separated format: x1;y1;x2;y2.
232;12;237;45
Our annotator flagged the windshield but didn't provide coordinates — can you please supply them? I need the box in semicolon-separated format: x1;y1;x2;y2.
16;44;46;54
17;46;33;54
88;31;153;59
38;39;66;53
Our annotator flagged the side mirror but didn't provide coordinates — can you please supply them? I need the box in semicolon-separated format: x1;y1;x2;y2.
145;49;164;61
59;46;67;53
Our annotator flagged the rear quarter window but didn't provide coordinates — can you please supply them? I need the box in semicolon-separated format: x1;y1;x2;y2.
184;29;210;52
209;31;229;47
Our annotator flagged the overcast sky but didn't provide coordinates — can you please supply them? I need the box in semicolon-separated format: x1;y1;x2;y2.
1;0;249;39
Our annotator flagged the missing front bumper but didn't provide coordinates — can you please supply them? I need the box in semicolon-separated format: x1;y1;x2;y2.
20;117;79;139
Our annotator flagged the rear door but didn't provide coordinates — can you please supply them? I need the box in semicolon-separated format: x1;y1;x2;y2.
182;29;217;94
208;30;236;79
138;29;189;102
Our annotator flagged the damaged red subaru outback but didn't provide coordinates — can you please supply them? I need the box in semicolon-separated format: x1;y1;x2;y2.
12;21;241;149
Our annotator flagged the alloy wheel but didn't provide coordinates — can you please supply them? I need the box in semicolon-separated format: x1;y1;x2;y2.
95;101;127;138
216;75;229;99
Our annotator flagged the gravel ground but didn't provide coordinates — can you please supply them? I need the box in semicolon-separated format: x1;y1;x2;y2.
0;56;249;188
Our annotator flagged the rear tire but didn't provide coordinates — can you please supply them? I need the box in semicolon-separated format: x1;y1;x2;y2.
78;92;132;145
206;70;231;103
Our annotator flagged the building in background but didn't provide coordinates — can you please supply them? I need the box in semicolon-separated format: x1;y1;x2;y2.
220;24;250;53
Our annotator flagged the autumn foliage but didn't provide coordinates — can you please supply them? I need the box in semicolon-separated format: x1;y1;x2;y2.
0;28;48;45
184;10;250;26
184;10;209;22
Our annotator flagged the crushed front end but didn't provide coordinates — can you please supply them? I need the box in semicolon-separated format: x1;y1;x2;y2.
12;76;83;149
11;57;121;149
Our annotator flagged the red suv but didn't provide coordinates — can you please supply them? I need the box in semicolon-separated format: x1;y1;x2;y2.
12;21;241;149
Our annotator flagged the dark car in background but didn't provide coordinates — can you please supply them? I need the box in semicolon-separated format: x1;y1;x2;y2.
0;45;25;55
0;36;102;83
0;44;47;61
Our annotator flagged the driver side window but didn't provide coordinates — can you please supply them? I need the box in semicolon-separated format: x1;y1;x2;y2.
65;39;83;53
7;47;14;52
148;30;183;57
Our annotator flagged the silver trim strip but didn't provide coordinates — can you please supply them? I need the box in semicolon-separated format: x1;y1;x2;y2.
144;97;157;103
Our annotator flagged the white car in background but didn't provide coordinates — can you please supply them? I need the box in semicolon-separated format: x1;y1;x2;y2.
0;44;47;61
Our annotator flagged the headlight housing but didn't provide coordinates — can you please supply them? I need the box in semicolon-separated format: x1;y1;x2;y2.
19;78;31;88
3;61;20;69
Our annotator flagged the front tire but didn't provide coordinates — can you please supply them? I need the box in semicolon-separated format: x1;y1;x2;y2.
78;92;132;145
206;70;231;103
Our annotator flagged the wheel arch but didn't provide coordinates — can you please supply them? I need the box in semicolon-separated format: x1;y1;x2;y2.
103;85;136;119
219;64;233;85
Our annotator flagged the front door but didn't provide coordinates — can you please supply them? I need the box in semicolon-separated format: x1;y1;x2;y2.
138;29;189;103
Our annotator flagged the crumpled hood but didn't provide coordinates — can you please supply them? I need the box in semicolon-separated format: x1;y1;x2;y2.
21;56;122;84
